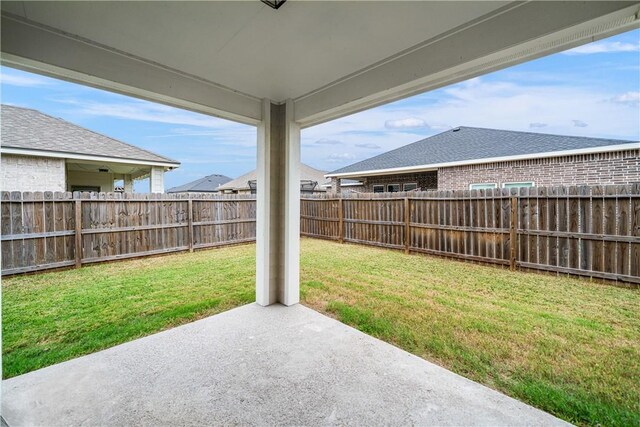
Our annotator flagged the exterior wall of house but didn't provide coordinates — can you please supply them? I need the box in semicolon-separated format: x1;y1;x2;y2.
66;170;116;192
438;149;640;190
150;166;165;193
0;154;66;192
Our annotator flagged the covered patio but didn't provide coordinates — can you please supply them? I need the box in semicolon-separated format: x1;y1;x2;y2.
2;1;638;425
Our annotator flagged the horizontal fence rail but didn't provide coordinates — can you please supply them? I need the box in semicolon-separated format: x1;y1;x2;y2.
1;192;256;275
2;184;639;285
300;184;640;285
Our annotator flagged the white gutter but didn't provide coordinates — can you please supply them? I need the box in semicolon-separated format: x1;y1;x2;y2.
0;147;180;169
325;143;639;179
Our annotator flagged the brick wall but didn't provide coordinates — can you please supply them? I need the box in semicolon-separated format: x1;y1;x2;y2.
1;154;66;192
438;149;640;190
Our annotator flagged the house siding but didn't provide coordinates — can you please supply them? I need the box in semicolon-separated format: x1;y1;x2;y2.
0;154;66;192
438;149;640;190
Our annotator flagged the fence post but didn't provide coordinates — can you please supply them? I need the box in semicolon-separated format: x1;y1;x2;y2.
188;198;194;252
510;196;517;271
404;196;410;255
74;199;82;268
338;197;344;244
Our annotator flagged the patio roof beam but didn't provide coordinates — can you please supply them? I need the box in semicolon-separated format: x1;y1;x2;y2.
294;1;640;127
0;14;262;126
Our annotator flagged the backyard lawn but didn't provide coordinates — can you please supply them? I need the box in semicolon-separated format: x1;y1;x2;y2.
3;238;639;426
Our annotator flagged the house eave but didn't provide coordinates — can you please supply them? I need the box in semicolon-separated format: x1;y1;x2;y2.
0;147;181;169
325;143;639;179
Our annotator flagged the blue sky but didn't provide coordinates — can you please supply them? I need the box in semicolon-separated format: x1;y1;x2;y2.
1;29;638;191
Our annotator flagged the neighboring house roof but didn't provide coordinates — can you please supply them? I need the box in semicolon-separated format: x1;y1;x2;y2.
166;173;232;193
0;105;180;167
219;163;329;191
327;127;639;177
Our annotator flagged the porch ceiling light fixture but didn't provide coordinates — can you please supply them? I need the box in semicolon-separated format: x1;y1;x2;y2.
261;0;286;10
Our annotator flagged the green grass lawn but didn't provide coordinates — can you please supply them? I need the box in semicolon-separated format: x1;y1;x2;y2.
3;238;639;426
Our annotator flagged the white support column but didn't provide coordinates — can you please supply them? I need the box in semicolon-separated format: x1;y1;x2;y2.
124;174;133;193
256;99;301;307
149;166;164;193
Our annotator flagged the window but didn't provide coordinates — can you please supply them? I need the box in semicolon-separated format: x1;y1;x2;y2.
502;181;535;189
373;185;384;193
469;183;497;190
387;184;400;193
403;183;418;191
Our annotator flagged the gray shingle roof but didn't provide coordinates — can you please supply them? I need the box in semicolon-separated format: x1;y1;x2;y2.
1;105;179;165
329;127;638;175
166;173;232;193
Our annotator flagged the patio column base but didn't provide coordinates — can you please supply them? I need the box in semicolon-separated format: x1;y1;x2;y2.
255;99;300;307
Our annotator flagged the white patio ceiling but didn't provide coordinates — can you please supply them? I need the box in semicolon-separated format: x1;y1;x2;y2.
2;1;639;127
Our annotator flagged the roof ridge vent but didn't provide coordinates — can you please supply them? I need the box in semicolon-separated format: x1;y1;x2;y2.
452;127;461;132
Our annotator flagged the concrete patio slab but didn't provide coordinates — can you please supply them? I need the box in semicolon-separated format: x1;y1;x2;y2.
2;303;569;426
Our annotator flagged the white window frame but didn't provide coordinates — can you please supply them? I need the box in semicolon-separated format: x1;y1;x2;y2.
403;183;418;191
372;185;384;193
387;183;401;193
501;181;535;189
469;183;497;190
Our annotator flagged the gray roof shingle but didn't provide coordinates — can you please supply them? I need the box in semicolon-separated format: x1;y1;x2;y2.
328;127;638;175
1;105;179;165
166;173;232;193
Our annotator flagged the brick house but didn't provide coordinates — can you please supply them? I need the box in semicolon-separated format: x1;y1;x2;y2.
0;105;180;193
326;127;640;193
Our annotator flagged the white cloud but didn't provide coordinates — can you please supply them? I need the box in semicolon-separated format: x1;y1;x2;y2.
611;91;640;106
385;117;428;129
356;143;381;149
56;98;237;129
315;138;343;145
1;72;52;87
302;75;639;172
562;41;640;55
572;120;588;128
327;153;356;163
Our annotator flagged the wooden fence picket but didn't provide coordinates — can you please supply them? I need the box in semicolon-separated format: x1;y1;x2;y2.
1;186;638;284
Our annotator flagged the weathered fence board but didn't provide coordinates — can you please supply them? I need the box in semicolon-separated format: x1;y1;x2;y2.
300;186;640;285
2;185;639;284
0;192;256;275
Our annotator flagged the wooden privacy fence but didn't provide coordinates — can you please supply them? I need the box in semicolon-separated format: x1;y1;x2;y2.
2;184;639;284
301;184;640;285
1;192;256;275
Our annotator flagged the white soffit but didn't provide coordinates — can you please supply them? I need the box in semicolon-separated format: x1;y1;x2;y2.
1;1;639;126
0;1;509;100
